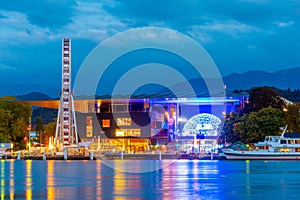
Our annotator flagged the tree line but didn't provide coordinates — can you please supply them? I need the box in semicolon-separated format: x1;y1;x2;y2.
0;96;32;150
0;97;57;150
220;87;300;145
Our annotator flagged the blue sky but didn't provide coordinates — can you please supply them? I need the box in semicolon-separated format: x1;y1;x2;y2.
0;0;299;97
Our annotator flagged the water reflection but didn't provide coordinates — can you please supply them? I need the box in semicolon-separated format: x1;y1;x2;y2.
0;160;300;199
112;169;126;199
245;160;251;196
9;161;14;200
1;160;5;199
47;160;55;199
96;160;101;199
161;160;223;200
25;160;32;199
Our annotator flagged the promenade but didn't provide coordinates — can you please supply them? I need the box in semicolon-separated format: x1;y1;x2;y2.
2;151;225;160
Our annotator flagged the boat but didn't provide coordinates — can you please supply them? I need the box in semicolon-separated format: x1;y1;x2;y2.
222;125;300;160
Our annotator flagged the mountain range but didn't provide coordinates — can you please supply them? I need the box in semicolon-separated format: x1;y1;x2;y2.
223;67;300;91
157;67;300;97
5;67;300;100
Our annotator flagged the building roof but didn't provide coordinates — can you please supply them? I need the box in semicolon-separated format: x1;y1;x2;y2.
280;97;293;105
9;97;242;112
283;132;300;138
227;141;248;150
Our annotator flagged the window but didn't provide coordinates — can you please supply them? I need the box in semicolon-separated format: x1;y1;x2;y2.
86;116;92;126
115;129;141;137
288;140;295;144
116;130;125;137
100;103;110;113
113;104;128;112
102;119;110;128
117;118;131;126
127;129;141;137
130;102;144;112
280;140;287;144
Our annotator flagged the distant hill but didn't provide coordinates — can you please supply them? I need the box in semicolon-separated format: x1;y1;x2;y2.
223;67;300;91
1;67;299;99
156;67;300;97
7;67;300;99
15;92;58;127
16;92;52;100
32;107;57;127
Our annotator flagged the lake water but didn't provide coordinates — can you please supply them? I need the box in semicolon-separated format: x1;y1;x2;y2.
1;159;300;199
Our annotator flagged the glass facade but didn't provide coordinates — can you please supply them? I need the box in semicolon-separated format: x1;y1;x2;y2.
76;97;246;153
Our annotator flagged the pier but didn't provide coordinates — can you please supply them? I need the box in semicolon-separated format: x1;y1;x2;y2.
2;151;225;160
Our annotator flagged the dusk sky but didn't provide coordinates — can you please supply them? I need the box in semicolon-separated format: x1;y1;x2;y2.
0;0;299;97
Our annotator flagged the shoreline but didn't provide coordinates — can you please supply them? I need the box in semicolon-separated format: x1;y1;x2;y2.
2;153;226;161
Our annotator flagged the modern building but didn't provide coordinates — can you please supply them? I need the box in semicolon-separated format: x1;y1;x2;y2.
80;96;246;153
18;95;247;153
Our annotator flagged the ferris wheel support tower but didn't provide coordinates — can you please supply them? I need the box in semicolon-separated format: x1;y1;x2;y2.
54;38;79;148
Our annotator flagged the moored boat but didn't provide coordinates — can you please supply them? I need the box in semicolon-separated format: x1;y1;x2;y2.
222;125;300;160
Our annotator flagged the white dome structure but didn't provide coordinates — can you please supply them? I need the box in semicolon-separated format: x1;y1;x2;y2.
182;113;222;136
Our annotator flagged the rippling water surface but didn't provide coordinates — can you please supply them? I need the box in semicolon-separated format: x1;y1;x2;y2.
1;159;300;199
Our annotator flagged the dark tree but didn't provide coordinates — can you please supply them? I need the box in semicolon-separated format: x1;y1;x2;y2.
244;87;286;114
35;118;44;143
43;119;57;146
236;106;285;143
284;103;300;132
0;96;32;150
32;107;57;127
220;112;241;144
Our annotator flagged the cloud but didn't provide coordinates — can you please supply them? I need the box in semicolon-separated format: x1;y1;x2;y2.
274;21;294;27
103;0;209;30
188;20;261;43
103;0;300;37
0;0;76;29
0;10;52;46
0;0;128;44
0;0;129;49
0;13;7;18
62;0;127;42
1;0;297;45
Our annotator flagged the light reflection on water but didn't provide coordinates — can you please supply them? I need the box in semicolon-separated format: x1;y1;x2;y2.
9;161;14;200
1;160;300;199
25;160;32;199
47;160;54;199
1;160;5;199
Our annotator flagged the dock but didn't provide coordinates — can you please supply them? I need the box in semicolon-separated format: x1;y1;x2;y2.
2;152;226;160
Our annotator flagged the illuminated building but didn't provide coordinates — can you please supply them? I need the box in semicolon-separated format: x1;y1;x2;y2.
73;96;245;153
14;95;247;153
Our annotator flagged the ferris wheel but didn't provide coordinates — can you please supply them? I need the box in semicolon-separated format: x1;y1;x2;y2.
54;38;79;148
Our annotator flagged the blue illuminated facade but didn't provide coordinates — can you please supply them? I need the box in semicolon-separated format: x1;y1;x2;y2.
76;96;247;153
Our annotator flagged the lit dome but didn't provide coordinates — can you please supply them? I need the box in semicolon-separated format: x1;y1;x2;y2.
182;113;222;136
